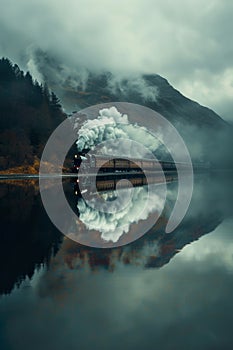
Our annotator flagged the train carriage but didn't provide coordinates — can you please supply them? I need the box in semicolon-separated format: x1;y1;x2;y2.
73;152;195;174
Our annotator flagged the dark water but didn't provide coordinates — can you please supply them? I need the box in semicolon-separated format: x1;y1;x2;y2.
0;173;233;350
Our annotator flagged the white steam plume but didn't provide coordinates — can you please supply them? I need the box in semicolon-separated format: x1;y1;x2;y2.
76;106;163;158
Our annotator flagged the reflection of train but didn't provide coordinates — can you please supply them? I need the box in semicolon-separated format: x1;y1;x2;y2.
73;152;191;173
73;171;178;196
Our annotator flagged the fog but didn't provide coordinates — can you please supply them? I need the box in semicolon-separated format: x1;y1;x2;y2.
0;0;233;120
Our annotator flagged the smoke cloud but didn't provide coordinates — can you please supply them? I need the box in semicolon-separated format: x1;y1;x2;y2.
76;106;163;157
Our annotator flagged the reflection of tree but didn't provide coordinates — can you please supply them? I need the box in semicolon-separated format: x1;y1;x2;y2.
34;175;229;299
0;183;62;295
0;174;229;296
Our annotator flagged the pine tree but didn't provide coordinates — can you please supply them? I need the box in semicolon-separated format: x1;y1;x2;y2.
50;92;61;112
0;57;66;170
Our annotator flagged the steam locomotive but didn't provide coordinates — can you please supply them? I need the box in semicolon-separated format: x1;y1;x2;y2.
72;151;208;196
73;152;190;173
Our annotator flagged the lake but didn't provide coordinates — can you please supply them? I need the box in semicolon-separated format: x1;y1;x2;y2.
0;172;232;350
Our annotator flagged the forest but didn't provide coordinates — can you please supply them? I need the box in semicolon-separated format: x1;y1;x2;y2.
0;57;66;171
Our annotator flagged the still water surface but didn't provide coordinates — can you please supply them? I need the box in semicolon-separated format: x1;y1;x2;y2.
0;173;233;350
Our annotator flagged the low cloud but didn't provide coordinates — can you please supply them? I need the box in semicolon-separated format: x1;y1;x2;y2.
0;0;233;119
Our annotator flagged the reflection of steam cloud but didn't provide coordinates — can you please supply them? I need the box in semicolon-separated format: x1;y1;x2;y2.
78;185;165;243
76;106;163;157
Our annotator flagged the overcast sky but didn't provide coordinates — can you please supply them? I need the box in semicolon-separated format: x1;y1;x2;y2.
0;0;233;120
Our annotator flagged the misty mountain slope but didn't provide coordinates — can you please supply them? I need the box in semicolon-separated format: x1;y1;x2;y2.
33;54;227;129
0;55;231;166
48;71;231;164
56;72;225;128
142;75;226;128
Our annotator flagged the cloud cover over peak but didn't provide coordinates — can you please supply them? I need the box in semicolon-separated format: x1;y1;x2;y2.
0;0;233;120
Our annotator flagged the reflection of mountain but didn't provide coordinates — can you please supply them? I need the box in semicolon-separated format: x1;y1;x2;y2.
38;174;230;293
0;182;62;295
37;199;224;300
43;209;222;275
0;171;231;296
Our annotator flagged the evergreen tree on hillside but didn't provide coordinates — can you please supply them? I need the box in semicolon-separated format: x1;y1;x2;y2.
0;57;66;170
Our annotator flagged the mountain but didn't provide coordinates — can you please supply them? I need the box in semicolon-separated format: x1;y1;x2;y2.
48;71;232;165
60;73;226;128
0;57;232;169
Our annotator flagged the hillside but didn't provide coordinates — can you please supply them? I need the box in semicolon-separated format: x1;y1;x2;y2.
0;57;232;170
48;71;232;165
0;58;66;171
